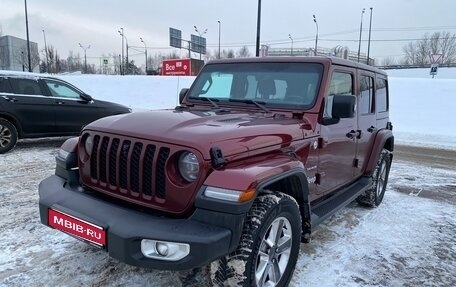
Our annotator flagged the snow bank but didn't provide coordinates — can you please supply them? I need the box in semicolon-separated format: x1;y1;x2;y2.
57;69;456;150
387;67;456;79
389;77;456;150
58;75;195;111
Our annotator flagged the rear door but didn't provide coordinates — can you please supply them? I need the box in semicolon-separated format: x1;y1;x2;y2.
41;78;100;134
6;77;56;135
355;71;377;175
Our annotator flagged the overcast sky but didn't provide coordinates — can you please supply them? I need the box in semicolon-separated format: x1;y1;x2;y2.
2;0;456;67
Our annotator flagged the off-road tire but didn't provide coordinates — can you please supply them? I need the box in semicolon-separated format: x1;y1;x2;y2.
211;191;302;287
0;118;18;154
357;149;392;207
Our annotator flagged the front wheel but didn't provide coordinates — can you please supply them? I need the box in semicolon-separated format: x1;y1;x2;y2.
0;118;18;154
211;192;302;287
357;149;392;207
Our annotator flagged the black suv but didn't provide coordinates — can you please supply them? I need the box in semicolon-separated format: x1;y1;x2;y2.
0;72;131;154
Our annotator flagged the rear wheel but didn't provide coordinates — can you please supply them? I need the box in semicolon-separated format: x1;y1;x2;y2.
211;192;302;287
357;149;392;207
0;118;18;154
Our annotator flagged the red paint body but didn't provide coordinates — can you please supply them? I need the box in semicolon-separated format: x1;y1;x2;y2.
75;57;393;216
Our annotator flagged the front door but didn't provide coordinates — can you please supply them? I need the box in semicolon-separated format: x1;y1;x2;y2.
42;78;99;134
317;70;357;195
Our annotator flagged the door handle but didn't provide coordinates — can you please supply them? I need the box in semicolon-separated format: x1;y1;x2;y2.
2;96;18;102
55;101;65;105
346;130;357;139
346;130;361;139
367;126;377;133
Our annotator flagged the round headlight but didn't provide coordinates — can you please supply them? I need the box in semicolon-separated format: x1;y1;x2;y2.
85;134;94;156
178;152;199;182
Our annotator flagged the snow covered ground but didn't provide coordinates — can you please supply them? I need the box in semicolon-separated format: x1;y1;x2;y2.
0;141;454;286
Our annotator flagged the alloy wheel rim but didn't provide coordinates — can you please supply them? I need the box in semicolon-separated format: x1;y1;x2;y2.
376;161;387;197
0;124;12;148
255;216;292;287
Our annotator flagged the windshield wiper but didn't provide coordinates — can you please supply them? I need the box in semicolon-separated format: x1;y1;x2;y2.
189;96;220;109
228;99;270;113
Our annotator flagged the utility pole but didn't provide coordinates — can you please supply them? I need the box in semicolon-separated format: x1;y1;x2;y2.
193;25;207;60
313;15;319;56
357;8;366;63
367;7;373;65
256;0;262;57
24;0;32;72
218;21;221;59
78;43;90;73
289;34;294;56
118;28;124;75
140;37;147;73
42;29;48;73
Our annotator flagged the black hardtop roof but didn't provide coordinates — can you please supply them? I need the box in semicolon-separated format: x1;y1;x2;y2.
206;56;387;76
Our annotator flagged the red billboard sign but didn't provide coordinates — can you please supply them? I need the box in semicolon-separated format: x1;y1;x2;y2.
162;59;191;76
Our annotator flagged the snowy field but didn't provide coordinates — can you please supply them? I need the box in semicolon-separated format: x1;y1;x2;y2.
0;140;455;287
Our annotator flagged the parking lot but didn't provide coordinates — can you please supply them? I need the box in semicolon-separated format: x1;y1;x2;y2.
0;139;455;286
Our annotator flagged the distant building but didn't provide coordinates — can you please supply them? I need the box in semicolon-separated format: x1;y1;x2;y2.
0;35;40;72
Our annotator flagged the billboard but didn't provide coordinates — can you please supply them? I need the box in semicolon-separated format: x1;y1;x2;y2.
190;34;206;54
162;59;191;76
169;27;182;49
161;59;204;76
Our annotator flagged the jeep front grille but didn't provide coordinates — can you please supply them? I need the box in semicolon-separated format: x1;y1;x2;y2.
88;135;170;200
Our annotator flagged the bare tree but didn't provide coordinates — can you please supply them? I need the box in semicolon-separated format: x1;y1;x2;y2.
236;46;251;58
403;31;456;65
221;49;235;59
381;56;397;67
14;46;40;71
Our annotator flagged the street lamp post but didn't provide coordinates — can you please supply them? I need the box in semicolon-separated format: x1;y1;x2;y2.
193;25;207;60
288;34;294;56
256;0;262;57
218;21;221;59
24;0;32;72
357;8;366;63
313;15;319;56
78;43;90;73
42;29;49;73
367;7;373;65
118;28;124;75
140;37;148;73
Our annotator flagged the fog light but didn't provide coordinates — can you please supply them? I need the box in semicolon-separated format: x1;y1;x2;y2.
141;239;190;261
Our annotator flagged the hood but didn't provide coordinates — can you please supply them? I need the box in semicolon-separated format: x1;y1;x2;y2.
84;109;310;160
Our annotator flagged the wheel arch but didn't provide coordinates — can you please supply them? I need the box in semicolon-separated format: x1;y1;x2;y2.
257;168;312;242
0;113;22;138
364;129;394;175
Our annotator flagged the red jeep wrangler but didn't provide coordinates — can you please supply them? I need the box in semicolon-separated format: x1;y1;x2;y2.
39;57;393;286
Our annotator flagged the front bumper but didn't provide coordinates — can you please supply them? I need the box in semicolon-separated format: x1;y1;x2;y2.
38;175;244;270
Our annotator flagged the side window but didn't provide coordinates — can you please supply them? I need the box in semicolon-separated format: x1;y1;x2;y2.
9;78;42;95
324;72;353;118
0;78;13;93
359;75;374;114
376;78;388;112
44;80;81;99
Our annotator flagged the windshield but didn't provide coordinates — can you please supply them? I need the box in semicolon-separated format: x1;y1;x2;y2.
187;62;323;110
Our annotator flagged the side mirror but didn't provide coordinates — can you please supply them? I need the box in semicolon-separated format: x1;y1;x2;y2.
81;93;93;102
179;88;188;104
332;94;356;119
